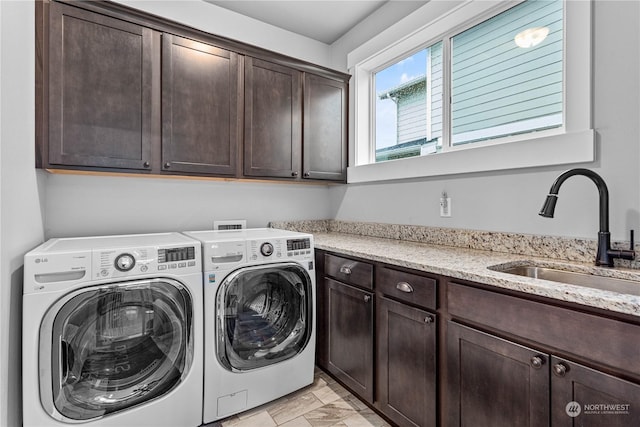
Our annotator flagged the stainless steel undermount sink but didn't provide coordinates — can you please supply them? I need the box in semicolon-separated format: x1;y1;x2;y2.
489;263;640;296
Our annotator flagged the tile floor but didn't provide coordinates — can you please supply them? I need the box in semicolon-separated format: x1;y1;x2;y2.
206;367;391;427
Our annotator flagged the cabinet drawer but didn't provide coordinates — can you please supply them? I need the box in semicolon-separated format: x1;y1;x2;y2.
448;282;640;379
377;267;437;310
324;253;373;290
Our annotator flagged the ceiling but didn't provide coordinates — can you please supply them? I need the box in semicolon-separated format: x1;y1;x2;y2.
205;1;424;44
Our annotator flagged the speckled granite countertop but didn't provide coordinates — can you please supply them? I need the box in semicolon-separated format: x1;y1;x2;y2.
312;232;640;318
270;220;640;317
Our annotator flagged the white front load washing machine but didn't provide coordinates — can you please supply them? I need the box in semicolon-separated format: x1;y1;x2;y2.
23;233;203;427
183;228;315;423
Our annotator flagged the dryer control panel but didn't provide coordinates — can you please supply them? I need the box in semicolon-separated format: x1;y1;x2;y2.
248;237;313;262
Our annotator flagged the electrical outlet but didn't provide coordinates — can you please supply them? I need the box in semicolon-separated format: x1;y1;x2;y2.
440;193;452;217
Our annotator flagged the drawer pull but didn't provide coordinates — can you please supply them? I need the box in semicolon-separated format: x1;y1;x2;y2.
364;295;371;303
339;265;352;275
553;363;568;377
396;282;414;293
530;356;545;369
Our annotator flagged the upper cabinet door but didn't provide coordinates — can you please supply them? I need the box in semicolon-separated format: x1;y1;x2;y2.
303;74;348;182
48;2;154;171
244;57;302;179
162;34;241;176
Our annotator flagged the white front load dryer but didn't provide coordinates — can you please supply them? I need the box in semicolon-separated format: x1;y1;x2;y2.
183;228;315;423
23;232;203;427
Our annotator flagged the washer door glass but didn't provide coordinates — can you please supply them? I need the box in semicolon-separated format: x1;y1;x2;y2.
217;263;312;371
40;279;193;421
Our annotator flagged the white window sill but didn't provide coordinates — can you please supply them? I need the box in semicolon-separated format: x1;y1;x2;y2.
347;129;595;184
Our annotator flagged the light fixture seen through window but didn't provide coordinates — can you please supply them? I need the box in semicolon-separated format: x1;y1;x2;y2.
514;27;550;48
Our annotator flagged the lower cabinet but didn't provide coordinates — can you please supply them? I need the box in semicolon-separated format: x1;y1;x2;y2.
377;296;437;427
447;321;640;427
550;355;640;427
317;250;438;426
446;322;550;427
317;250;640;427
325;277;374;403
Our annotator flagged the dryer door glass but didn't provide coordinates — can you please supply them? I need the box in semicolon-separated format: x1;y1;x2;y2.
218;263;312;371
41;279;193;421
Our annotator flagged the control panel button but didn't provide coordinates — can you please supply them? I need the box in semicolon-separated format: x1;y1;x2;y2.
115;253;135;272
260;242;274;257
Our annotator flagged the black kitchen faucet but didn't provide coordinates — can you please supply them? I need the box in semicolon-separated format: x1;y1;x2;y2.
539;168;635;267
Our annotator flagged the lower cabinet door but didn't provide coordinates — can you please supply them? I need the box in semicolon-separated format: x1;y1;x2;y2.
446;322;549;427
326;278;374;403
376;296;436;427
550;356;640;427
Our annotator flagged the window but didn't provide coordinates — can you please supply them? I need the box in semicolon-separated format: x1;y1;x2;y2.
350;0;593;183
451;0;563;146
375;43;443;162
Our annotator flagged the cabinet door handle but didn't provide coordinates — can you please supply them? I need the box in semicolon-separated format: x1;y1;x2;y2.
363;295;371;303
396;282;414;293
424;315;434;324
164;162;171;169
143;161;150;168
553;363;568;377
303;172;310;177
291;171;299;177
530;355;545;369
339;266;352;275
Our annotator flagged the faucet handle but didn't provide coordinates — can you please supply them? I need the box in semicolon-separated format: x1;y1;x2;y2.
606;229;636;262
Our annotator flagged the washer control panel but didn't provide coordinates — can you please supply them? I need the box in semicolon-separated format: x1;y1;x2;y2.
94;245;199;279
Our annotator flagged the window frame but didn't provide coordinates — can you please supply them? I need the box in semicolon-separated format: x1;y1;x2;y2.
348;0;594;184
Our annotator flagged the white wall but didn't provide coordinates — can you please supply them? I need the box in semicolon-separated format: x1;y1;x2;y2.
328;0;430;71
330;0;640;242
45;174;332;237
0;2;47;426
117;0;332;67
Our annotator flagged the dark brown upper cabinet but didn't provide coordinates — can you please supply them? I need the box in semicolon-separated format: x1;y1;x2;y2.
37;0;349;182
47;1;154;171
243;57;303;179
162;34;241;176
303;74;348;181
